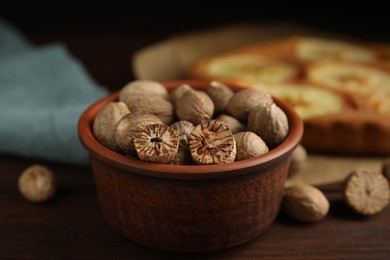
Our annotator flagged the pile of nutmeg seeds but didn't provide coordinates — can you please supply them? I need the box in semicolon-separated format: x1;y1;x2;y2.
93;80;289;165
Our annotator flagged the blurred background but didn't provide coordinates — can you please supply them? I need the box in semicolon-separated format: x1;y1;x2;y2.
2;3;390;90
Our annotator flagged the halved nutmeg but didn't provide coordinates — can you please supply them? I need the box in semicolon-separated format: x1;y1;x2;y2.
134;123;179;164
343;169;390;216
189;120;236;164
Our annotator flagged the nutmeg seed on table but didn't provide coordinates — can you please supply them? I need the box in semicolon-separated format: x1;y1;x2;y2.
18;164;56;203
343;169;390;216
282;183;329;222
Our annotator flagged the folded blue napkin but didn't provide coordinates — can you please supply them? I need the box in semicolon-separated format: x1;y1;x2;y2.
0;17;108;164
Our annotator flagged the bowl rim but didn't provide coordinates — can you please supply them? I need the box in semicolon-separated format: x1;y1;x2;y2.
78;80;303;180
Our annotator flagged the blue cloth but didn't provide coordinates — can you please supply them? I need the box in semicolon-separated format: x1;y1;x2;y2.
0;17;108;164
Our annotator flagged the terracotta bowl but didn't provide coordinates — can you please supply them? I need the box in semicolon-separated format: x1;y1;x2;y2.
78;80;303;252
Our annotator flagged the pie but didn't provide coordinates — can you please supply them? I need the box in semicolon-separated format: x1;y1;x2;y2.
188;36;390;155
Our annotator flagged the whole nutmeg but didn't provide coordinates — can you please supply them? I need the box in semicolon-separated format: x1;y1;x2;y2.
169;84;193;107
18;164;56;203
248;103;289;149
234;131;269;161
176;90;214;125
289;144;308;174
343;169;390;216
114;112;163;155
93;101;130;151
121;94;174;124
226;88;273;121
119;80;168;100
204;81;234;113
216;114;247;134
282;184;329;222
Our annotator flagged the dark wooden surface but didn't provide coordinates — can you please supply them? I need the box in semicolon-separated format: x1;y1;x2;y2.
1;9;390;259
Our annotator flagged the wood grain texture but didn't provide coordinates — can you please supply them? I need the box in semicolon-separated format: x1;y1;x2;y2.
1;10;390;259
1;156;389;259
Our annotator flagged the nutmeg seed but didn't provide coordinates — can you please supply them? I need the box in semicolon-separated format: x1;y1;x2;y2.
282;184;329;222
176;90;214;125
121;94;174;125
216;114;247;134
114;112;163;155
93;101;130;151
119;80;168;100
234;131;268;161
18;164;56;203
204;81;234;113
248;103;289;149
170;84;193;107
343;169;390;216
226;88;273;121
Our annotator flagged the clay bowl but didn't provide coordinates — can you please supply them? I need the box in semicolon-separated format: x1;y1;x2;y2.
78;80;303;252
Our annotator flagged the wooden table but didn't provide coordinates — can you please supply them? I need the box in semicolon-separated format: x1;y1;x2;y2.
1;10;390;259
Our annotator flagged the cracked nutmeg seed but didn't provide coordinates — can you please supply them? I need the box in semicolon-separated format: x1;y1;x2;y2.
343;169;390;216
189;120;236;164
134;123;179;164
